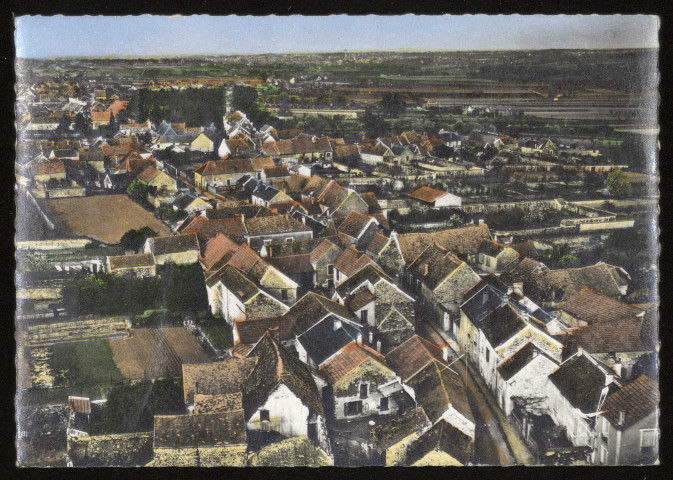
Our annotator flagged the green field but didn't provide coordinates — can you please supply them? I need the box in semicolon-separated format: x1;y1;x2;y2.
52;339;124;387
198;321;233;350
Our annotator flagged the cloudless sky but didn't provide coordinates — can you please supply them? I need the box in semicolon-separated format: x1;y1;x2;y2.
15;15;659;58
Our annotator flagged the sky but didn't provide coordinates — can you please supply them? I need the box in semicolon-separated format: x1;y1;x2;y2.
15;15;659;58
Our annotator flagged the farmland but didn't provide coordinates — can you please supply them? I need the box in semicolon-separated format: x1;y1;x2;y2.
47;194;171;244
108;327;211;380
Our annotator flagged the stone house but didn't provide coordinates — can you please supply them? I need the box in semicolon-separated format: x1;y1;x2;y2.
230;316;296;358
371;406;431;466
190;130;218;153
470;239;520;274
404;243;480;332
295;314;364;370
335;210;380;249
251;184;292;207
136;166;178;207
359;143;394;165
33;158;67;186
333;247;377;286
243;214;314;250
243;332;331;457
319;340;403;421
591;375;659;465
106;253;156;278
194;157;256;191
405;419;474;466
333;264;415;352
144;233;199;266
284;291;359;339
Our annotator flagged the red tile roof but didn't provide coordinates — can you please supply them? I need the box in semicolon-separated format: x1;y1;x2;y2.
334;247;373;277
195;158;254;176
234;316;295;345
408;185;449;204
366;232;390;256
319;340;388;384
347;288;376;312
386;335;447;382
397;224;493;264
559;286;643;324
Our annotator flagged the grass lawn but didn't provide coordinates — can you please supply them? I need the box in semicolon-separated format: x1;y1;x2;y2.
199;321;233;350
52;339;124;387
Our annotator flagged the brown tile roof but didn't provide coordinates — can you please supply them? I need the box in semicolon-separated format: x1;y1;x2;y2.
302;175;331;197
101;142;135;157
147;233;199;257
154;411;246;448
234;316;295;345
244;214;312;236
548;353;619;413
366;232;390;256
276;139;295;155
268;253;314;275
406;419;474;466
501;257;546;285
317;181;348;210
602;375;659;429
408;361;473;425
108;253;155;270
525;263;628;303
200;233;241;271
194;392;244;414
113;151;157;174
250;156;275;171
334;143;360;157
319;340;388;384
386;335;447;382
408;243;464;291
360;192;381;211
136;165;161;183
34;159;65;175
269;200;304;215
182;358;257;404
397;224;493;264
243;332;323;420
230;342;255;358
462;274;508;300
335;263;391;298
263;165;290;178
478;239;507;257
195;158;254;176
216;265;260;302
347;288;376;312
181;216;247;248
558;286;643;324
337;210;376;238
408;185;449;204
360;144;391;156
371;406;429;449
334;247;373;277
67;396;91;414
225;137;255;154
272;174;310;194
569;318;648;354
309;238;341;264
285;292;357;335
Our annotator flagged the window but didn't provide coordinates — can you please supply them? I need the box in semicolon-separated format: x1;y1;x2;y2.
360;310;368;324
345;401;362;416
380;397;389;411
307;423;318;442
263;239;272;246
281;289;288;301
360;383;368;399
485;349;490;363
285;237;293;243
599;445;608;465
601;418;609;439
640;429;657;453
328;265;334;275
260;409;270;422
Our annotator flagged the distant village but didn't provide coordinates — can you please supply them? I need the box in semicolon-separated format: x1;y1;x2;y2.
15;70;658;467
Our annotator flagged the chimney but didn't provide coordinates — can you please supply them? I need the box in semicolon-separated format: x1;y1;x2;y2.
376;340;382;352
424;264;429;276
605;374;614;386
368;331;374;344
301;216;306;225
513;282;523;292
614;363;622;377
478;219;484;226
442;346;449;362
577;346;583;356
618;410;625;426
333;318;342;331
357;333;362;344
240;213;245;223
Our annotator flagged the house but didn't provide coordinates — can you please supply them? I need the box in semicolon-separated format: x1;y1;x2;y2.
223;111;255;137
371;406;431;466
242;332;331;455
194;157;256;191
261;165;290;183
523;262;630;308
501;257;548;286
404;242;480;332
319;340;407;420
495;341;560;416
231;316;296;358
33;158;66;186
556;286;644;330
151;408;247;466
249;436;332;466
243;214;314;250
591;375;659;465
144;234;199;266
190;130;219;153
408;186;462;208
170;192;212;214
333;247;376;286
251;184;292;207
477;302;563;396
106;253;156;278
181;358;258;407
359;143;394;165
295;314;364;369
458;283;510;365
333;264;415;352
335;210;380;248
546;350;622;450
137;166;178;207
386;335;474;438
285;291;358;338
470;240;520;274
405;419;474;466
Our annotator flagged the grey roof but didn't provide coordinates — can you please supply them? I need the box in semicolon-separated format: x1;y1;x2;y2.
296;314;362;366
461;284;508;326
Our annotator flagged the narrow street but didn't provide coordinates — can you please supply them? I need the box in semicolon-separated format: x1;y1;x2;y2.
417;319;518;465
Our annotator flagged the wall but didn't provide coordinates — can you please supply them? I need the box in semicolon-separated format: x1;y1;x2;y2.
246;382;309;437
153;250;199;266
246;230;314;250
332;359;398;421
16;238;92;250
499;354;558;416
259;268;298;305
597;410;659;465
245;291;289;320
67;432;153;467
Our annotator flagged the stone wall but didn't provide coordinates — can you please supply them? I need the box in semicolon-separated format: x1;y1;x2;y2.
67;432;153;467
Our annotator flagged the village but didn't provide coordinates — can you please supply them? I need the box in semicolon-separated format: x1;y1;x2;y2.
14;49;659;467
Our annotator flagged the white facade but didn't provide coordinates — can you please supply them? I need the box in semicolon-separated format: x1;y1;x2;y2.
496;353;559;416
433;192;462;208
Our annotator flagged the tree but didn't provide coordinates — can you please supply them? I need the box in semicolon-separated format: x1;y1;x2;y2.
607;168;631;197
379;92;406;117
127;177;149;202
119;226;157;252
74;112;92;135
360;109;387;137
56;113;71;133
108;111;119;134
